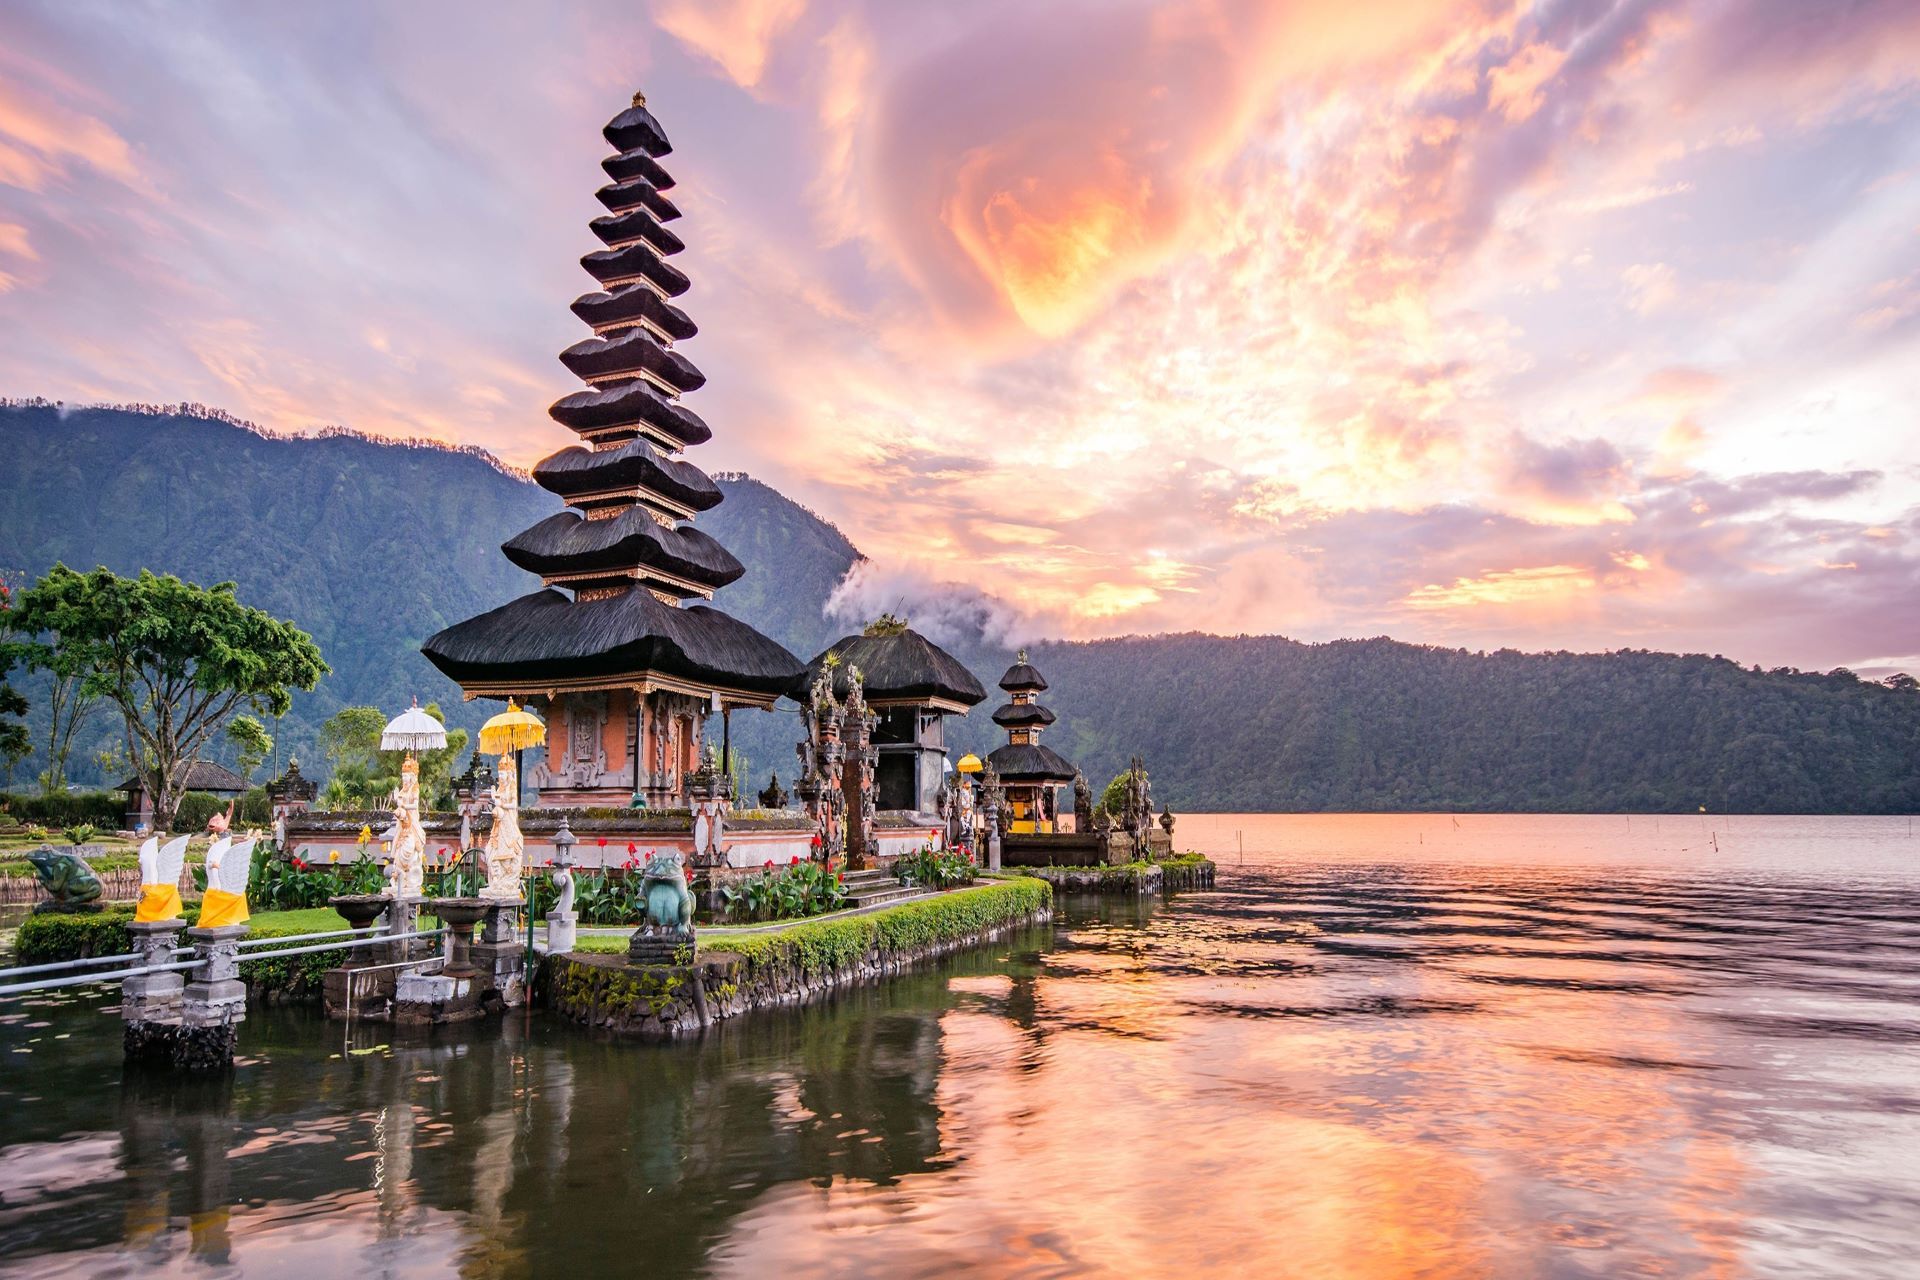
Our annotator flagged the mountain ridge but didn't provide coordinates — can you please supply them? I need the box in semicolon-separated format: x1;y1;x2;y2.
2;401;1915;812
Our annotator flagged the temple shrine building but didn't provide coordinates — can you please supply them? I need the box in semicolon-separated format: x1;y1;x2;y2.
794;621;987;816
986;654;1078;833
423;92;803;809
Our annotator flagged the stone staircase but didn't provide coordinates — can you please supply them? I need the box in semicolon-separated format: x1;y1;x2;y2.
839;867;925;910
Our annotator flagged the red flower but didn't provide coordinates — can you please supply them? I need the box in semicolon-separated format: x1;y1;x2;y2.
810;833;822;847
597;836;608;848
764;859;774;869
627;842;637;854
792;854;802;865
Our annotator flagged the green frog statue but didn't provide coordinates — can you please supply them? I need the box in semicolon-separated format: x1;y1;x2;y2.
27;847;105;914
628;851;695;966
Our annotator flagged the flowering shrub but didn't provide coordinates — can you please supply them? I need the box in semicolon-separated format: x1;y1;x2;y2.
192;843;388;909
720;857;847;923
892;844;976;891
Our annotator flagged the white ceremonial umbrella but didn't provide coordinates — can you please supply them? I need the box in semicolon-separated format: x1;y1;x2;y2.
381;700;449;754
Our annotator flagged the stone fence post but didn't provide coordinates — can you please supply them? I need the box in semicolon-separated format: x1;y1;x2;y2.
177;924;249;1071
122;919;186;1062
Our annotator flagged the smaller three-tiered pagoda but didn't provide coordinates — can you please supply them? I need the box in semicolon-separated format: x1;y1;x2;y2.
986;653;1078;833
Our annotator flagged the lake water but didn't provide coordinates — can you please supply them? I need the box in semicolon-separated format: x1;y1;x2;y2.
3;814;1918;1278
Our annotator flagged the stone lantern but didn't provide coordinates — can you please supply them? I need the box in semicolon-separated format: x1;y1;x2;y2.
547;814;578;954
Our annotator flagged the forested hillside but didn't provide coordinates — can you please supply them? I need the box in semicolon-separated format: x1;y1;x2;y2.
1030;635;1920;813
0;401;857;782
3;401;1914;812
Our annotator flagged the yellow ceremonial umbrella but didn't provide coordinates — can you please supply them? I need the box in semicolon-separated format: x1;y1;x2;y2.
956;753;983;775
480;699;547;755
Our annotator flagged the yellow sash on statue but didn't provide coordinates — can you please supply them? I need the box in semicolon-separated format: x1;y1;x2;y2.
133;883;184;923
198;888;250;928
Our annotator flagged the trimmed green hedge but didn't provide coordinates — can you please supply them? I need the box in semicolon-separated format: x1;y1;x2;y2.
713;878;1051;979
0;791;125;829
14;909;139;964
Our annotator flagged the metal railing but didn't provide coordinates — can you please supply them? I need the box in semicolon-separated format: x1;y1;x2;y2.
241;928;443;963
0;928;447;1000
0;948;192;981
237;926;381;950
0;959;202;998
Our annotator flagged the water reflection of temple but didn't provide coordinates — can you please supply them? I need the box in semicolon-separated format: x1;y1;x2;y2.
0;930;1065;1274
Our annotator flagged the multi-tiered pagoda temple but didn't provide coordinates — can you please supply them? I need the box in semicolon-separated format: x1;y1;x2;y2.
424;92;803;808
986;653;1078;833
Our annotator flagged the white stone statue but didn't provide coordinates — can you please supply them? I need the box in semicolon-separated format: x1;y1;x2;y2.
387;756;427;898
480;753;524;900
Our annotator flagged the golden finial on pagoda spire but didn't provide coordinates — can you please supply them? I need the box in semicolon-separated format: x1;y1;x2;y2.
632;89;648;107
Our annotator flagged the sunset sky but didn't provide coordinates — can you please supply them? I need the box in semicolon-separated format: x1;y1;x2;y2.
2;1;1916;672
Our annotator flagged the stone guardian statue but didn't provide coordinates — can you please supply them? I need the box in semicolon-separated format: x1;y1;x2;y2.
480;753;525;900
387;756;427;898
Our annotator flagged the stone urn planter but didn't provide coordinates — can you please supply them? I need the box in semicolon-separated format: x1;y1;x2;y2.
329;894;389;933
428;897;492;975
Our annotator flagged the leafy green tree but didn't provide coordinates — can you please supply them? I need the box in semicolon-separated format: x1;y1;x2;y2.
1100;772;1128;816
10;565;327;833
228;713;274;783
319;702;467;810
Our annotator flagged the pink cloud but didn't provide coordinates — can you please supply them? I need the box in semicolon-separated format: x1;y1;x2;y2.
1;0;1918;674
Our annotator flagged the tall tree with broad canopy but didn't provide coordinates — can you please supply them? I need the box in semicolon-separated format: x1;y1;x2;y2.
11;565;328;833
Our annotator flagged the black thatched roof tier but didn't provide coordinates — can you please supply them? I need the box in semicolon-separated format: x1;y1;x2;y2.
601;150;675;193
998;660;1048;692
422;588;803;696
560;328;705;393
604;101;672;156
532;440;721;511
502;510;744;588
794;629;988;707
581;242;690;296
591;208;685;255
986;742;1078;784
570;285;696;341
991;701;1056;728
597;176;680;217
550;382;712;447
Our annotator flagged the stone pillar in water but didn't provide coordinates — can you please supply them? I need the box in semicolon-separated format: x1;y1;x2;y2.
122;919;185;1062
177;924;249;1071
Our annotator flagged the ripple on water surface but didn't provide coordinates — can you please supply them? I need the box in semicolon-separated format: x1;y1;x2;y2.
2;814;1918;1278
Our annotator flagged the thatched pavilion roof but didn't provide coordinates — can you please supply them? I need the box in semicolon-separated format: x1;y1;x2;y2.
795;629;987;708
422;589;802;696
986;742;1078;784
